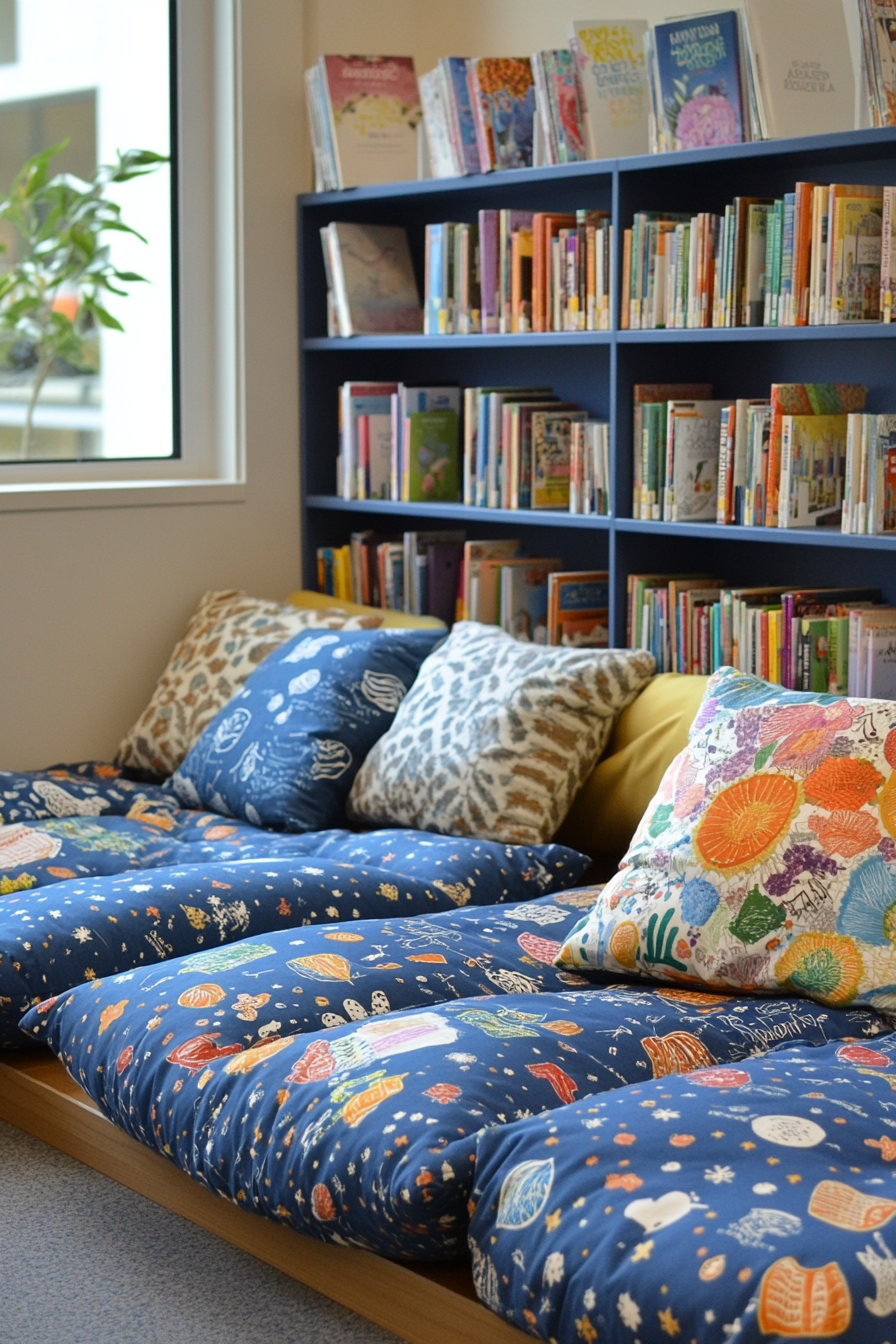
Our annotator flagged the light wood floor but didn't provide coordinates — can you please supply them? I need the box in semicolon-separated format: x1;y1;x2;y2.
0;1049;525;1344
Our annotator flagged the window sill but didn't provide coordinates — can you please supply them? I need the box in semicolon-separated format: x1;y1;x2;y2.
0;477;247;513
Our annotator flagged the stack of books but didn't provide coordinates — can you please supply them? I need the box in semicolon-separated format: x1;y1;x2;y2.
622;183;896;332
644;2;855;154
423;208;613;336
859;0;896;128
337;380;609;514
630;380;896;533
317;530;609;645
304;56;421;191
627;576;896;697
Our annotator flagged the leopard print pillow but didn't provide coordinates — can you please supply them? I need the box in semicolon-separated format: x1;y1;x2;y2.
347;621;656;845
116;590;382;777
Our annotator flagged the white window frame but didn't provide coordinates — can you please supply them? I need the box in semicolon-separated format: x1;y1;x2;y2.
0;0;246;511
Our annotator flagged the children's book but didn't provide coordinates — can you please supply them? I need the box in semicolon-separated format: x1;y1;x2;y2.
531;410;587;509
356;412;392;500
501;559;563;643
405;410;459;503
327;224;421;336
652;12;745;151
667;400;727;522
419;68;457;177
468;57;536;171
536;49;589;163
402;529;465;615
569;20;649;158
764;382;866;527
745;0;855;140
778;413;848;528
866;627;896;697
829;191;883;324
319;56;421;188
339;382;398;500
882;187;896;322
439;58;481;174
462;539;522;621
547;571;610;647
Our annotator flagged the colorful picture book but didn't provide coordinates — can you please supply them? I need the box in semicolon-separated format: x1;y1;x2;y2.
651;12;745;152
859;0;896;127
307;56;421;190
568;20;649;158
843;413;896;534
468;57;536;171
547;571;610;647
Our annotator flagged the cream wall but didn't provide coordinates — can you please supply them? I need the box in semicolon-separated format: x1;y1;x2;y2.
0;2;304;769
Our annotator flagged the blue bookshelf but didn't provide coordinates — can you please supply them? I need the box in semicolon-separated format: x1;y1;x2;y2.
297;126;896;643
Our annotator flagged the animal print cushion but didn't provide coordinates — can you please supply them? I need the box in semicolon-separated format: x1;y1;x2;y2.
347;622;656;845
116;590;382;778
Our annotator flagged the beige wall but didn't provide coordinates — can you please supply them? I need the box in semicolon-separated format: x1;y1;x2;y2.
0;2;304;769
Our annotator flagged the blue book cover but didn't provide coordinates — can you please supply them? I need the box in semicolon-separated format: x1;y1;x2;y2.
441;58;480;175
425;224;446;335
653;11;744;151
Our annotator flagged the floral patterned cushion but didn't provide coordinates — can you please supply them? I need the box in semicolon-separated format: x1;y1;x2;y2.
347;622;656;845
558;668;896;1013
116;590;382;778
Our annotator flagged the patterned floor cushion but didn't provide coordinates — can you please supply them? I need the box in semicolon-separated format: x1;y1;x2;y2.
469;1033;896;1344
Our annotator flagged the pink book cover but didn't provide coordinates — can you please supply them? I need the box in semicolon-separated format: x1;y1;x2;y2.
322;56;421;187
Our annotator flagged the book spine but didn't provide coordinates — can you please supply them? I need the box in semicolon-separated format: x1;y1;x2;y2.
620;229;632;330
780;194;795;326
793;182;814;326
778;415;793;528
467;61;494;172
883;187;894;324
478;210;499;334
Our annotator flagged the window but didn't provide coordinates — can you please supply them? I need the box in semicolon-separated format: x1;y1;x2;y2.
0;0;174;463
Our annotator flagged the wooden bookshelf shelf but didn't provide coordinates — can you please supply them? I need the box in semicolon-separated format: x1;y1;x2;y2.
298;126;896;643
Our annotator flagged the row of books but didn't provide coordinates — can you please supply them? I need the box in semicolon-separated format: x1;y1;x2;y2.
306;4;885;193
622;183;896;333
317;530;610;645
338;380;609;514
424;210;613;336
628;576;896;696
631;380;896;534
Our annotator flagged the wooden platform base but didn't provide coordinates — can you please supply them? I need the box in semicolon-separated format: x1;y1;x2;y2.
0;1049;524;1344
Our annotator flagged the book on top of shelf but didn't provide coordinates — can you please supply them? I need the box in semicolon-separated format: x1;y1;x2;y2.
439;58;481;175
500;558;563;642
419;68;457;178
744;0;856;141
568;20;649;158
532;49;588;165
325;224;421;336
859;0;896;127
318;56;421;189
652;11;746;152
468;57;536;171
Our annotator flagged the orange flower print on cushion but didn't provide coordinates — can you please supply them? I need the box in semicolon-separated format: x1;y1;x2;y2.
694;774;800;874
774;932;863;1006
804;756;884;812
808;810;881;858
879;772;896;841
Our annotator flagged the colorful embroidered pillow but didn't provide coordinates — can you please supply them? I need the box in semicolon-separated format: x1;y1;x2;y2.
347;623;656;846
116;590;383;778
557;667;896;1013
170;627;444;831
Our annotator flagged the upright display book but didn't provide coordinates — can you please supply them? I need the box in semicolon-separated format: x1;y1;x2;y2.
667;400;727;522
778;413;848;528
326;224;422;336
468;57;536;171
419;68;457;178
319;56;421;188
405;411;459;503
652;12;745;151
547;571;610;647
858;0;896;127
531;410;587;509
568;20;649;158
532;49;588;164
439;58;481;174
746;0;855;140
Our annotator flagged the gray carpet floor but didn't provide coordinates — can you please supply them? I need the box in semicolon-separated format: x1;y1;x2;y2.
0;1119;401;1344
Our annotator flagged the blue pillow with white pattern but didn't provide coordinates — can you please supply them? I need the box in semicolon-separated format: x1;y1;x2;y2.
170;627;444;831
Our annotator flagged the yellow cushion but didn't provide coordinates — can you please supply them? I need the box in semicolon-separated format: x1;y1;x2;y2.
287;589;445;630
556;672;709;859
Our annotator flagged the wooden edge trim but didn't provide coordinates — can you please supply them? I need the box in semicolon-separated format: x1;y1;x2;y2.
0;1056;525;1344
